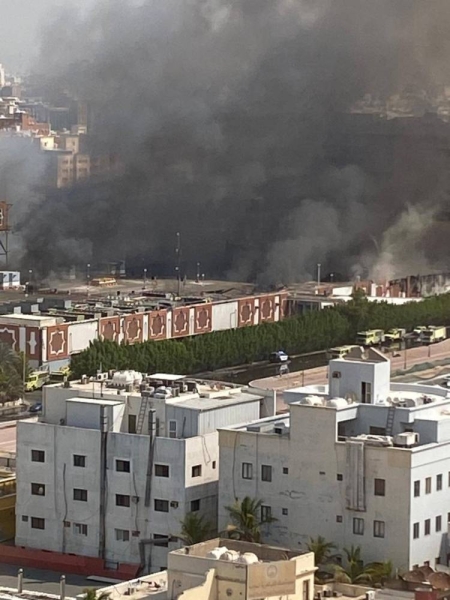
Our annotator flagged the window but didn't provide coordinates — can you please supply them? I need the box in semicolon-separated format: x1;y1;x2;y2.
128;415;137;434
31;450;45;463
370;426;386;435
190;499;200;512
116;494;130;507
154;534;168;548
242;462;253;480
21;516;28;522
282;508;288;516
73;523;88;536
261;465;272;482
336;515;343;523
261;505;272;521
73;455;86;468
31;483;45;496
373;520;385;538
169;420;177;439
212;461;216;469
414;480;420;497
436;516;442;532
115;528;130;542
73;489;88;502
374;478;385;496
192;465;202;478
437;474;443;491
31;517;45;530
425;519;431;535
116;459;130;473
426;477;432;494
361;381;372;403
154;499;169;513
353;517;364;535
155;464;169;478
283;467;289;475
303;580;310;600
337;474;343;481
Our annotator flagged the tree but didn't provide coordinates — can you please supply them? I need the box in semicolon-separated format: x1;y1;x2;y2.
82;589;110;600
306;536;338;566
225;496;277;543
0;344;27;403
333;546;392;585
180;512;213;545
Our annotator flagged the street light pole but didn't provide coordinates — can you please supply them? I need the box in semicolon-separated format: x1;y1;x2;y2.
143;268;147;289
86;263;91;293
317;263;321;286
176;232;181;297
196;262;200;283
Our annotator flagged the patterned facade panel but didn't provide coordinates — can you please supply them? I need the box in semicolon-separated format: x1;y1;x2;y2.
148;310;168;341
0;325;19;352
238;298;255;327
194;304;212;334
279;292;289;319
100;316;121;342
172;307;190;338
26;327;41;361
259;295;276;323
47;325;69;360
124;314;144;344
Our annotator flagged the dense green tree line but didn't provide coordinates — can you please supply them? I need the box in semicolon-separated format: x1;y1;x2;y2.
70;293;450;377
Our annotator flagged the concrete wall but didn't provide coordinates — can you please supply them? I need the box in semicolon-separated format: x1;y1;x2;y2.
68;320;98;354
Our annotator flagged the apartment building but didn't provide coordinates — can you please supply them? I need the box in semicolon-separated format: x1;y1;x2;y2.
218;348;450;570
16;372;274;572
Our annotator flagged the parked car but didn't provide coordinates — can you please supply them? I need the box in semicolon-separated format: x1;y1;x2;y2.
269;351;289;363
28;403;42;413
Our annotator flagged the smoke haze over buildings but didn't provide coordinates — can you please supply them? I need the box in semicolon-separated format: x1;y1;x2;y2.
10;0;450;283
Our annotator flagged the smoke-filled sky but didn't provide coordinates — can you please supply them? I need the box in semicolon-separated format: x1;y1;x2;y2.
6;0;450;284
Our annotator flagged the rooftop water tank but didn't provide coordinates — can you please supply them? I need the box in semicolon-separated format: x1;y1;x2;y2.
206;547;228;560
299;395;324;406
237;552;259;565
222;550;240;562
327;397;348;409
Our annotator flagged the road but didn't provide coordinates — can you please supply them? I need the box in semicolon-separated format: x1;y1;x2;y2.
251;339;450;410
0;563;102;596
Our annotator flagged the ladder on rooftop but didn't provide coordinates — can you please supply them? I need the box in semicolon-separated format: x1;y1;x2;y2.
385;405;396;436
136;396;149;434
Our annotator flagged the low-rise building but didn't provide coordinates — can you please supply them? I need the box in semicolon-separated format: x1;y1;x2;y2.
93;539;315;600
15;373;274;572
218;348;450;571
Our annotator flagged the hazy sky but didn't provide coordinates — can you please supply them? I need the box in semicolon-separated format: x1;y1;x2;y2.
0;0;93;72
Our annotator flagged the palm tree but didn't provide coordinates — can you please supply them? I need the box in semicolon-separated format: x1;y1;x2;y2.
334;546;392;585
225;496;277;543
82;589;110;600
180;512;213;545
306;536;338;566
334;546;371;584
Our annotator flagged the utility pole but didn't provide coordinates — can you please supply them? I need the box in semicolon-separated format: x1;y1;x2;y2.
175;232;181;297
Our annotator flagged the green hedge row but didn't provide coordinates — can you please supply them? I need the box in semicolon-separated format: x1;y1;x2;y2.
70;293;450;378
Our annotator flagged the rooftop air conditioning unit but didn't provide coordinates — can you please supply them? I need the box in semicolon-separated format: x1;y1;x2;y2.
96;372;108;382
332;371;341;379
394;432;419;447
170;501;179;508
132;496;139;504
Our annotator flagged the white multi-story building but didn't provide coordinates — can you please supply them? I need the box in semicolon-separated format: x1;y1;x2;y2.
218;347;450;571
16;372;274;573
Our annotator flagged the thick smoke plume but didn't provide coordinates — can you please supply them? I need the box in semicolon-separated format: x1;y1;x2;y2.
13;0;450;284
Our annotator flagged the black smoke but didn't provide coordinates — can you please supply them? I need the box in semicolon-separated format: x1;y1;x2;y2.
15;0;450;284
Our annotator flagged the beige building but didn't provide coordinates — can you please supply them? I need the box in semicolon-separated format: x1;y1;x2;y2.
91;539;316;600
